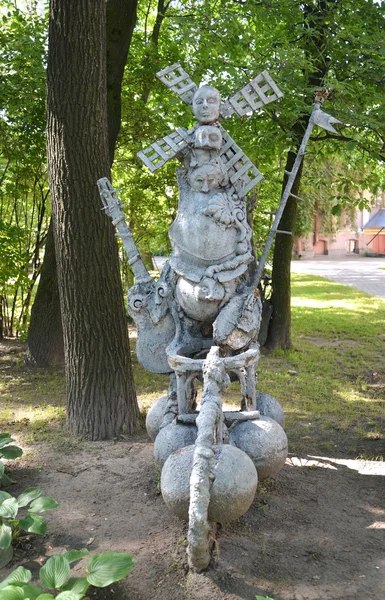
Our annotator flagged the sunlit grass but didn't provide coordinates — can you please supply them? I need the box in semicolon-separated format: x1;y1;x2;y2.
257;274;385;456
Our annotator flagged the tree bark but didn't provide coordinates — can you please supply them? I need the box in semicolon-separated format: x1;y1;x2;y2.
25;221;64;366
106;0;139;163
46;0;139;440
27;0;138;368
264;0;332;350
265;152;303;350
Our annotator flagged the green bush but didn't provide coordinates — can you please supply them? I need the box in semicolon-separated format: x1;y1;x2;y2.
0;434;23;487
0;488;58;556
0;549;135;599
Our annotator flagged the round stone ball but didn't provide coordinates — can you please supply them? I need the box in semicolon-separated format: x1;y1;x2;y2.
146;395;169;442
161;444;258;522
229;416;288;481
256;392;285;428
154;420;197;469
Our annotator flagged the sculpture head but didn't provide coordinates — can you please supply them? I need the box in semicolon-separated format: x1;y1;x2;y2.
194;126;222;151
189;162;227;192
192;86;221;124
176;276;225;322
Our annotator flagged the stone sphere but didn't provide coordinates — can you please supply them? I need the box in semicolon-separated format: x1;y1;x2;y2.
161;444;258;522
256;392;285;428
229;416;288;481
154;420;197;469
146;395;168;442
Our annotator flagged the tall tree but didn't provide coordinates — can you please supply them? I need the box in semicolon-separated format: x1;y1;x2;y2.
264;0;385;348
46;0;139;439
27;0;139;366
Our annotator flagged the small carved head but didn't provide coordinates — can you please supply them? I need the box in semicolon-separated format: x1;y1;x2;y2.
194;126;222;151
192;86;221;124
189;162;227;192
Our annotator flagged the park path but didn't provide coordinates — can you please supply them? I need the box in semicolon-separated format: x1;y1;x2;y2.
291;255;385;301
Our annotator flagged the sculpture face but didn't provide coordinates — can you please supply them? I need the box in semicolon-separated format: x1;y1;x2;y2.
189;164;221;193
176;276;225;322
194;126;222;151
192;86;221;124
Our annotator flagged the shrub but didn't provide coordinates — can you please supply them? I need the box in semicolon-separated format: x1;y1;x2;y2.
0;549;135;599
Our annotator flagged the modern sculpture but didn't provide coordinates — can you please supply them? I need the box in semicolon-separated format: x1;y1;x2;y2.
98;63;340;570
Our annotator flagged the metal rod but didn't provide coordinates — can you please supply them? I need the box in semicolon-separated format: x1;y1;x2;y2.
253;102;321;286
366;227;384;246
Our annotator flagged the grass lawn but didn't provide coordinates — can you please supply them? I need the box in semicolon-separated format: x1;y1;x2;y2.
0;273;384;460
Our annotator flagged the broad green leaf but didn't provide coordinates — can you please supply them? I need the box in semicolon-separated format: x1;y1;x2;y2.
0;435;14;449
331;204;342;216
0;463;4;476
0;586;25;600
19;584;43;600
86;552;135;588
35;595;55;600
0;498;19;519
40;556;70;590
0;523;12;551
256;596;275;600
19;513;47;535
0;446;23;460
17;488;43;508
29;497;58;513
0;473;14;488
0;491;12;503
62;549;89;564
56;592;83;600
61;578;88;595
0;567;31;590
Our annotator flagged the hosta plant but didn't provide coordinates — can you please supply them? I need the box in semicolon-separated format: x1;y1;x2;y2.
0;434;23;487
0;549;135;599
0;488;58;567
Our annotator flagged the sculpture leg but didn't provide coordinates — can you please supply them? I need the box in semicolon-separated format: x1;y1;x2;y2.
245;364;257;410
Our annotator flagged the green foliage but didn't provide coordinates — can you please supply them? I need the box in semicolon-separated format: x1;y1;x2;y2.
0;434;23;487
112;0;385;281
0;0;383;339
0;487;58;554
0;3;49;337
0;550;135;599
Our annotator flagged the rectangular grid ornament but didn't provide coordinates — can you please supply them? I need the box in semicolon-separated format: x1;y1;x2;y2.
219;125;264;197
156;63;198;105
137;128;189;172
221;70;283;118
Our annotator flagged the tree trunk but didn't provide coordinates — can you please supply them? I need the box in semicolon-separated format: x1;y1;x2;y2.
27;0;138;368
106;0;139;163
265;151;303;350
0;296;3;340
264;0;332;350
46;0;139;440
25;221;64;366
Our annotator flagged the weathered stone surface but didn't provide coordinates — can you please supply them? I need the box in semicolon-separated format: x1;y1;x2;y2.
154;420;198;469
161;444;258;522
99;69;289;572
256;392;285;428
229;416;288;481
145;395;169;441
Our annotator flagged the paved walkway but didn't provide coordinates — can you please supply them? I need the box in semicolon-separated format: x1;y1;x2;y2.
291;256;385;301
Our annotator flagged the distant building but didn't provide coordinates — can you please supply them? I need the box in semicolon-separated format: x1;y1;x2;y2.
294;193;385;257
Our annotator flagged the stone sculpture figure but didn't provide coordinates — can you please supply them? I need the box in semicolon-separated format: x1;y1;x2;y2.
98;65;341;571
133;68;282;366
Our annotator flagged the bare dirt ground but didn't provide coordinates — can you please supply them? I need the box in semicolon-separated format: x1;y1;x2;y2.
1;341;385;600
